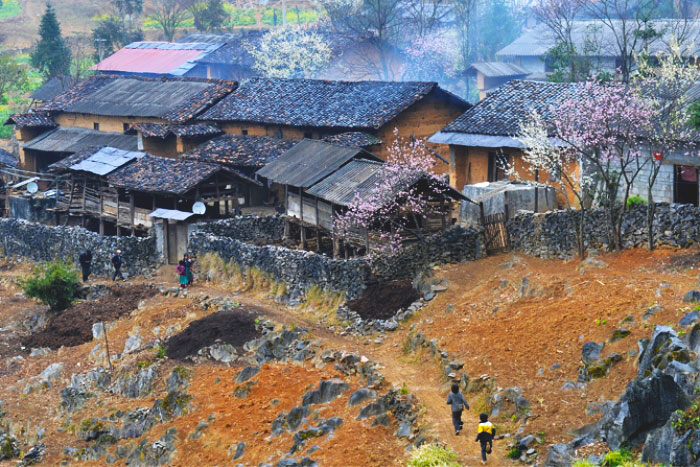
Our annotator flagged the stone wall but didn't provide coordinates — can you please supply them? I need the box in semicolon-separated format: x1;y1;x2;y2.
194;216;284;242
188;222;484;299
508;204;700;258
0;218;161;277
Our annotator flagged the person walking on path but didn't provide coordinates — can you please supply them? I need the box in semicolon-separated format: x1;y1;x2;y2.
184;254;194;286
79;249;92;282
475;413;495;465
111;250;124;281
177;260;187;288
446;383;469;435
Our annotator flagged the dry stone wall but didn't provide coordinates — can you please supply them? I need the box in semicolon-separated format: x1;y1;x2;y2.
189;218;484;299
0;218;161;277
508;204;700;258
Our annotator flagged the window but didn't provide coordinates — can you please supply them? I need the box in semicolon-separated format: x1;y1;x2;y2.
123;123;130;132
241;129;248;136
93;122;100;131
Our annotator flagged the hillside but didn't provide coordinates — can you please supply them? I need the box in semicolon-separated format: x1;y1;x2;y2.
0;248;698;465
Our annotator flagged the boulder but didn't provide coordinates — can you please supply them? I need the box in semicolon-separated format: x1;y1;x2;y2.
234;366;260;384
39;362;64;383
684;290;700;303
544;444;574;467
396;422;411;438
609;329;631;343
301;379;349;406
600;369;690;450
232;441;245;461
123;335;142;354
348;388;376;406
680;311;700;328
581;342;603;364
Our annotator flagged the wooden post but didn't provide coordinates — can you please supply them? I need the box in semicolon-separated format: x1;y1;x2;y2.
299;188;305;248
129;194;135;236
314;197;321;251
440;198;446;230
332;237;340;258
99;190;104;235
479;201;486;226
116;192;121;237
534;168;539;212
504;190;510;220
162;220;169;265
81;177;87;212
214;175;221;216
364;228;370;252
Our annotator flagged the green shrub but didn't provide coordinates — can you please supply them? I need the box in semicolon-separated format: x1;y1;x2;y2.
407;444;460;467
601;448;634;467
507;448;521;459
20;259;81;311
156;345;168;360
626;196;647;209
572;461;596;467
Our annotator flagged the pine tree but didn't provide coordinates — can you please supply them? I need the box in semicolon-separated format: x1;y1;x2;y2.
31;4;71;80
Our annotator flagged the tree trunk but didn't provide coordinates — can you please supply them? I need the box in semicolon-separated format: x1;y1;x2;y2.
647;185;656;251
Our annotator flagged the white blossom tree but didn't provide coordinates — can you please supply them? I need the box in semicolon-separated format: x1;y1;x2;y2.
632;41;699;250
250;25;332;79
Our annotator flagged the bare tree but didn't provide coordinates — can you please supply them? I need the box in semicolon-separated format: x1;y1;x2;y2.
66;35;95;82
147;0;192;42
403;0;449;39
584;0;660;82
319;0;404;80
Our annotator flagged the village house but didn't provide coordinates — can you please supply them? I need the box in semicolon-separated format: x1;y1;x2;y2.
197;77;470;176
430;80;582;194
256;139;465;256
432;78;700;209
4;75;237;172
48;146;262;254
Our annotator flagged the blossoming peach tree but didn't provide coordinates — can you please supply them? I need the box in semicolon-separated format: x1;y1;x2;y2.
333;130;449;260
518;80;654;257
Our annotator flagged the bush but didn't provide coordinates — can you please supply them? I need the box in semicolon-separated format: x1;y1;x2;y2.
626;196;647;209
407;444;460;467
20;259;81;311
601;448;634;467
572;461;596;467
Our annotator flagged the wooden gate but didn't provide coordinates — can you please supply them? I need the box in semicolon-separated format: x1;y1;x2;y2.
480;202;509;254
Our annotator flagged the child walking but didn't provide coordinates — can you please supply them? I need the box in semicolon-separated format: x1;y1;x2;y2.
177;260;187;288
446;383;469;435
475;413;495;465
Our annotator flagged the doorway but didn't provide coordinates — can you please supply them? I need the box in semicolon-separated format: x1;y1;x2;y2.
674;165;699;206
487;152;509;182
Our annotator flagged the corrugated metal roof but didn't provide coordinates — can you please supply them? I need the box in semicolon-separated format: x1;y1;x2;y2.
256;139;382;188
92;42;221;75
306;159;467;206
69;147;144;175
23;127;139;153
469;62;530;78
0;149;18;168
30;76;76;101
149;208;196;220
305;159;384;206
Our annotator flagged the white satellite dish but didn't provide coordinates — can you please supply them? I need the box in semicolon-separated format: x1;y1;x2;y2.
192;201;206;215
27;182;39;194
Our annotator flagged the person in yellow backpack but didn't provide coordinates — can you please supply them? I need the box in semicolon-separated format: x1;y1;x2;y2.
475;413;495;465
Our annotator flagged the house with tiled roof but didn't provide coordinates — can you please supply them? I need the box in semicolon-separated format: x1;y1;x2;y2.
5;75;237;172
430;80;585;196
198;77;470;175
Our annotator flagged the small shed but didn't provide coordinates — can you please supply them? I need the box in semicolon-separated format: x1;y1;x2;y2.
460;181;557;226
256;139;383;250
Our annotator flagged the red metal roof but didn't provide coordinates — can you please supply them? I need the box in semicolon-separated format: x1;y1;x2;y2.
91;43;213;75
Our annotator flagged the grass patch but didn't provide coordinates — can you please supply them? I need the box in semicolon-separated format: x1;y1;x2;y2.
0;0;21;20
601;448;634;467
0;106;11;139
407;444;460;467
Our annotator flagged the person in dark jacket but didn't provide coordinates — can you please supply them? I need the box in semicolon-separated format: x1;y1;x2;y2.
446;383;469;435
475;413;495;465
79;249;92;282
184;254;194;285
111;250;124;281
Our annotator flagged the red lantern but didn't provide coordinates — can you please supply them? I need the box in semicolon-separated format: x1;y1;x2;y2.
654;151;663;161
